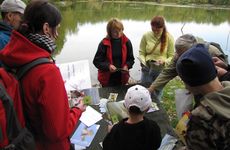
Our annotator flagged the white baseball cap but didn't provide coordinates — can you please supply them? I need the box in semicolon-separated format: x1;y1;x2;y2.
124;85;152;112
0;0;26;14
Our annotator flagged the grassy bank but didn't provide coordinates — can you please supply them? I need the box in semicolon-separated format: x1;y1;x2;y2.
161;77;184;127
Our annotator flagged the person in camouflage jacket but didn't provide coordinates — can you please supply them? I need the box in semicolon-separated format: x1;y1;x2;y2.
176;44;230;150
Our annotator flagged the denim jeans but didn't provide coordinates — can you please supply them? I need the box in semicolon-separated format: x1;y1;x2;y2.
140;66;163;101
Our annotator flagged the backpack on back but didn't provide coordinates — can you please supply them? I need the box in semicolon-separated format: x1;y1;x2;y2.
0;58;50;150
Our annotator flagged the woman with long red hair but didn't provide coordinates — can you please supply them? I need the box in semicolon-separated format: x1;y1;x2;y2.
138;15;174;100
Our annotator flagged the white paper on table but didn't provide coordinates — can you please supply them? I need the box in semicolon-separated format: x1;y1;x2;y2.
80;106;102;127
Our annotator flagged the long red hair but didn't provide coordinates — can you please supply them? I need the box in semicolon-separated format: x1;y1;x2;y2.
151;16;167;54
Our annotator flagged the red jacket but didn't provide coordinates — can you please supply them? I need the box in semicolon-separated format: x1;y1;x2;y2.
0;31;82;150
98;35;130;86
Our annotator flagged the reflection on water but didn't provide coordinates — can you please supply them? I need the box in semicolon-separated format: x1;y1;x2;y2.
54;2;230;85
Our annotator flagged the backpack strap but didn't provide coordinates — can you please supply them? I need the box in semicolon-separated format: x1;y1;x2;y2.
16;58;51;135
0;83;22;142
0;82;36;150
16;58;51;80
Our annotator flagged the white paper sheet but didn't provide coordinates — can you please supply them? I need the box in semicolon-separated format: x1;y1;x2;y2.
80;106;102;127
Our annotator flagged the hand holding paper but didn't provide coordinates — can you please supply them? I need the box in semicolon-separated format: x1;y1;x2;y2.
75;98;87;112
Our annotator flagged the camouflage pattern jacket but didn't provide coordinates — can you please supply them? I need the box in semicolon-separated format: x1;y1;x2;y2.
185;81;230;150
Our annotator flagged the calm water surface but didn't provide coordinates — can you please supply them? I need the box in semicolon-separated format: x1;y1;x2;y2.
54;2;230;85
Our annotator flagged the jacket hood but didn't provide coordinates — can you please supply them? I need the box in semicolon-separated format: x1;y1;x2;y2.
201;81;230;119
0;21;12;33
0;30;50;68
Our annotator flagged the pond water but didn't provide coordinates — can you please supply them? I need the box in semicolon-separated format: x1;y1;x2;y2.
54;2;230;85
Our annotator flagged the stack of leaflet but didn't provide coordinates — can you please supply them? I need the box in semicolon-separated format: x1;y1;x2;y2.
71;106;102;149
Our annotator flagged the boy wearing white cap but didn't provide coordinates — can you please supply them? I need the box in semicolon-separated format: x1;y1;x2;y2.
0;0;26;50
103;85;162;150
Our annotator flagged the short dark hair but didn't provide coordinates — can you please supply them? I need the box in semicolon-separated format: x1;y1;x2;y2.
18;0;61;35
128;106;143;115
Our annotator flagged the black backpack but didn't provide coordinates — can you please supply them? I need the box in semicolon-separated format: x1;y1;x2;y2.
0;58;50;150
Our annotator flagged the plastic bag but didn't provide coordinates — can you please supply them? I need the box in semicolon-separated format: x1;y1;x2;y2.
175;89;193;119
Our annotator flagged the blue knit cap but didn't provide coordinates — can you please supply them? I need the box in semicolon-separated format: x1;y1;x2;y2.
176;44;217;87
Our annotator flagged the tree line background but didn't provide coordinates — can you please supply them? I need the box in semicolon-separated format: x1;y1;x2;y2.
54;0;230;5
1;0;229;6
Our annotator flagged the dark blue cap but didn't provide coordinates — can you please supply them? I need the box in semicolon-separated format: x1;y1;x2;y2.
176;44;217;87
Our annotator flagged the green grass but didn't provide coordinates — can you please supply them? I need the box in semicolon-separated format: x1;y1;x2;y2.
161;77;184;127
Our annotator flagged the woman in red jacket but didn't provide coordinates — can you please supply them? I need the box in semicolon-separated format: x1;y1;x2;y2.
0;1;86;150
93;18;135;87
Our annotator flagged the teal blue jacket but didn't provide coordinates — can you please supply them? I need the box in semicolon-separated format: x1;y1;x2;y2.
0;21;12;50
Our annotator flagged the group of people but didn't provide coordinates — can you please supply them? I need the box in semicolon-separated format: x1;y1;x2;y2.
92;5;230;150
0;0;87;150
98;19;230;150
93;16;174;91
0;0;229;150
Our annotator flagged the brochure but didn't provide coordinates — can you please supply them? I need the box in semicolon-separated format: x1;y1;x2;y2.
71;122;100;148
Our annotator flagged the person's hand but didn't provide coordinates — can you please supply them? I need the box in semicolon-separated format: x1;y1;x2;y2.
107;124;113;132
212;57;228;69
216;65;227;78
122;65;128;72
109;64;117;73
156;59;165;65
148;87;155;94
75;98;87;112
